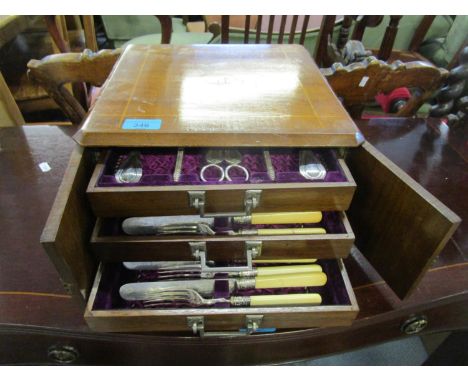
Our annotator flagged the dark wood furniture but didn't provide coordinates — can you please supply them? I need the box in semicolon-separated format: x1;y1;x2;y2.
27;49;121;124
212;15;313;45
0;117;466;364
430;46;468;127
315;15;437;68
321;57;448;118
29;45;459;335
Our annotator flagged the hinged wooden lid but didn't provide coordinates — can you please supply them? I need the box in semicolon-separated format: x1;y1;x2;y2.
74;44;363;148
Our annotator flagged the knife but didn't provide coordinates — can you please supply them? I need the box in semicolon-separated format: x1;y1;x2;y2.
122;212;323;235
122;263;323;279
226;227;326;236
120;272;327;300
123;259;318;271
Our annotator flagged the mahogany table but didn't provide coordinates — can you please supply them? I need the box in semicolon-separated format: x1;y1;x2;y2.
0;118;466;365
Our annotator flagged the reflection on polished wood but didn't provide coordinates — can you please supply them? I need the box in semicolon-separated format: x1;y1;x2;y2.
74;44;362;148
0;119;467;364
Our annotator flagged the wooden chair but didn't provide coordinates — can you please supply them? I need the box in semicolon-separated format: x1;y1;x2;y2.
27;49;121;124
212;15;315;45
321;56;448;118
315;15;437;67
430;46;468;127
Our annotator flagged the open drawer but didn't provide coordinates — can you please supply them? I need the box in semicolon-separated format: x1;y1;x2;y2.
86;148;356;217
90;211;355;261
41;141;461;333
84;259;359;333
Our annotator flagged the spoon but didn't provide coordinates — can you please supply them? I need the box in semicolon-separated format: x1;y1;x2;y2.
115;151;143;183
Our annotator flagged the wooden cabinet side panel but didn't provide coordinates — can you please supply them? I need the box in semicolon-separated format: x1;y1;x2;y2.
346;142;461;299
40;147;97;298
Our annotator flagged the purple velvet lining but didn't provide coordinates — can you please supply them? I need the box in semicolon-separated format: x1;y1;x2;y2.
92;260;351;311
97;211;346;238
96;148;347;187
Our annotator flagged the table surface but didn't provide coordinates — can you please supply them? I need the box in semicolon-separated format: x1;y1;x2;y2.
0;118;467;364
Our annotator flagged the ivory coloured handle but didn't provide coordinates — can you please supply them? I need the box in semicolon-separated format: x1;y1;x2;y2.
251;211;322;224
253;259;317;264
249;293;322;306
257;227;326;235
254;272;327;288
255;264;322;276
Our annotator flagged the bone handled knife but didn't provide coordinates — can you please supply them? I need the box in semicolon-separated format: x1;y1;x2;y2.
232;211;322;225
122;262;323;277
123;211;323;235
120;272;327;300
123;259;321;273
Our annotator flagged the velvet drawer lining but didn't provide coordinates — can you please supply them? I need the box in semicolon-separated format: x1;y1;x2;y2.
96;147;347;187
92;260;351;311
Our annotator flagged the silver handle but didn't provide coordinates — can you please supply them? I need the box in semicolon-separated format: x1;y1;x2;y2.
189;241;262;274
188;190;262;217
187;315;264;337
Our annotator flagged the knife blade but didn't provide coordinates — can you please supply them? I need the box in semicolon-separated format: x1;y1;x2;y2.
119;272;327;300
123;259;318;270
123;212;323;236
122;216;215;235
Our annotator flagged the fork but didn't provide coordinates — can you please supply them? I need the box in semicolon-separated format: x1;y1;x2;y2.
142;288;321;307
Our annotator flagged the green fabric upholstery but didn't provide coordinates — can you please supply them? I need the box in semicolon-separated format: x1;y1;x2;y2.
101;16;187;42
419;16;468;68
354;15;453;51
122;32;214;47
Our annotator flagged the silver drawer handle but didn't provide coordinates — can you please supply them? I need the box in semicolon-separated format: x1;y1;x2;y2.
187;315;264;337
189;241;262;274
188;190;262;217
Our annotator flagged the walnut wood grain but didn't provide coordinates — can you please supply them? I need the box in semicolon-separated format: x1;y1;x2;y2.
346;142;461;299
72;45;362;148
40;147;97;297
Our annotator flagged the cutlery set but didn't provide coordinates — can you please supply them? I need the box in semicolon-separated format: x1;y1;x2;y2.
113;150;329;308
120;261;327;308
113;149;327;184
122;211;326;237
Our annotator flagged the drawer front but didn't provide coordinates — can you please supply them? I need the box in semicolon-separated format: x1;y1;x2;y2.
85;260;359;333
87;151;356;217
90;213;355;261
87;183;356;218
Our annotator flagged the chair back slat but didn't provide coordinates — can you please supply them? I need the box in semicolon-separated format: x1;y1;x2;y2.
244;15;251;43
221;15;230;43
336;16;353;50
156;16;172;44
255;15;263;43
288;15;298;44
278;15;287;44
378;16;403;60
299;15;310;45
267;15;275;43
